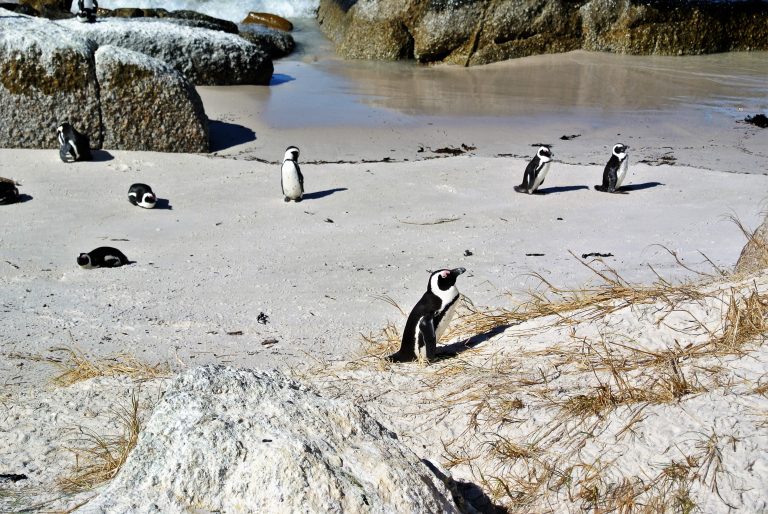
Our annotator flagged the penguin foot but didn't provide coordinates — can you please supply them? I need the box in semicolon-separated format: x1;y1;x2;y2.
513;185;529;194
283;197;290;202
386;351;417;363
594;185;610;193
295;197;303;203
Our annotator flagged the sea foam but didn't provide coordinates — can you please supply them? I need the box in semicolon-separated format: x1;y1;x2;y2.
94;0;319;21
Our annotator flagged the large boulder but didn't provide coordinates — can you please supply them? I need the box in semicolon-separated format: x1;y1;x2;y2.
238;23;296;59
735;215;768;275
0;9;102;149
317;0;768;65
58;17;273;85
79;366;459;513
95;46;209;153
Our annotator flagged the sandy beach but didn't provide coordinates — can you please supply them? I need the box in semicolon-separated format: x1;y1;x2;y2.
2;17;768;511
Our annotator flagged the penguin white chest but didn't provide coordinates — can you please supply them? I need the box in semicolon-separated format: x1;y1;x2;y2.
615;158;629;189
530;161;551;192
281;161;303;199
435;297;459;340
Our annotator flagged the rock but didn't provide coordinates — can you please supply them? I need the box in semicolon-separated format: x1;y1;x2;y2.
0;9;102;149
0;2;39;16
18;0;72;19
166;9;239;34
735;215;768;275
238;24;296;59
58;17;273;85
95;45;209;153
242;11;294;31
79;366;460;513
317;0;768;65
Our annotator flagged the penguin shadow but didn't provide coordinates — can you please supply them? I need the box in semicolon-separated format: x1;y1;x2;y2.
270;73;295;86
535;185;590;195
16;194;34;203
435;325;510;360
620;181;665;192
421;460;507;514
90;150;114;162
154;198;172;210
302;188;348;201
208;121;257;152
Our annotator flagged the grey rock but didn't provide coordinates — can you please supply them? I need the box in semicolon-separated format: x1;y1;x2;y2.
58;17;273;85
95;45;209;153
78;365;460;514
0;9;101;149
317;0;768;65
735;215;768;275
238;23;296;59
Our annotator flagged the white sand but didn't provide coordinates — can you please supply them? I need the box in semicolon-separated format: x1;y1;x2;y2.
1;44;768;511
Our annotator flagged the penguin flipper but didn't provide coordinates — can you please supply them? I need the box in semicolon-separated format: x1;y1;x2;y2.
59;143;75;163
419;316;437;361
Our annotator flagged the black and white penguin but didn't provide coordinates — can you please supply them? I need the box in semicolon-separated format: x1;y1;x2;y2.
595;144;629;193
56;122;92;163
281;146;303;202
0;178;19;205
76;0;98;23
514;146;554;194
77;247;131;268
388;267;466;363
128;183;157;209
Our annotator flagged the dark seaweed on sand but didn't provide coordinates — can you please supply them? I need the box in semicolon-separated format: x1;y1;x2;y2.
745;114;768;128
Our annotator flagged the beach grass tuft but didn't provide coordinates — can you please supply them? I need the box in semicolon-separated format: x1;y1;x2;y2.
50;347;170;386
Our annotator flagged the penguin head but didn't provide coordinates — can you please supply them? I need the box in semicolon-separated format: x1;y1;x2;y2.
56;123;70;135
537;146;553;162
77;253;92;268
138;192;157;209
283;146;300;162
429;267;466;293
612;144;629;160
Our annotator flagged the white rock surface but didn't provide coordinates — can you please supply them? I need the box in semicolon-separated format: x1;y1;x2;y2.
78;365;459;513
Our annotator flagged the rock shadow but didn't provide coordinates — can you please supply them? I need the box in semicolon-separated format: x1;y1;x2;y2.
302;188;348;200
209;120;257;152
270;73;295;86
91;150;114;162
620;181;664;192
536;185;590;195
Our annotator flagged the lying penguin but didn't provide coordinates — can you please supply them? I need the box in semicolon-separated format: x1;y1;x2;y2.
388;267;466;363
514;146;553;194
0;177;20;205
128;183;157;209
56;122;92;163
595;144;629;193
77;247;131;268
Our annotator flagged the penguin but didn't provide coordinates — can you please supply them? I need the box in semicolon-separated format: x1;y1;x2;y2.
388;267;466;363
514;146;554;194
77;247;131;268
595;144;629;193
0;178;19;205
56;122;92;163
76;0;98;23
128;183;157;209
281;146;304;202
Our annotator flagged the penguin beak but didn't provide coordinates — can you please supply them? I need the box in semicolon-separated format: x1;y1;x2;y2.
452;267;466;276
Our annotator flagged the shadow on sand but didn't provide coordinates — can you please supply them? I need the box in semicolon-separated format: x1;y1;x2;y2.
209;121;257;152
620;181;664;192
536;185;590;195
91;150;114;162
154;198;172;210
303;188;348;200
270;73;295;86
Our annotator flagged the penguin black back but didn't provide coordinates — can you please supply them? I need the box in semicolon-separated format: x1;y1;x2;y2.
77;247;131;268
0;180;19;205
128;183;157;209
56;122;92;163
388;267;466;363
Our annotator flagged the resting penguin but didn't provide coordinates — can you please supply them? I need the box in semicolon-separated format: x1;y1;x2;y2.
281;146;304;202
128;183;157;209
595;144;629;193
56;122;92;163
76;0;98;23
388;267;466;363
514;146;554;194
0;178;20;205
77;247;131;268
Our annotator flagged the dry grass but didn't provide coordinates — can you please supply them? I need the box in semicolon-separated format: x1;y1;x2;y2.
50;347;170;386
59;393;142;493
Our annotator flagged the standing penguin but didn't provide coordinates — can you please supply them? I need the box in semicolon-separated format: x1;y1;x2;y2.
0;177;20;205
76;0;98;23
595;144;629;193
281;146;303;202
388;267;466;363
56;122;92;163
77;247;131;268
514;146;554;194
128;183;157;209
